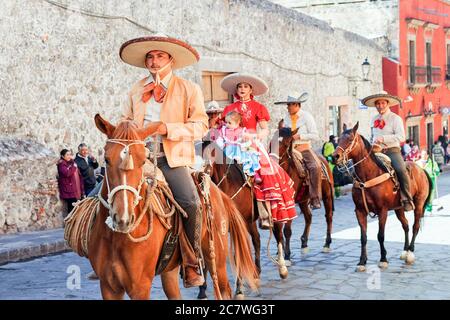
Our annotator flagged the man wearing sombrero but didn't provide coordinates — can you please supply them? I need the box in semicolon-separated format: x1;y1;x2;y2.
119;34;208;287
276;93;322;210
362;91;415;211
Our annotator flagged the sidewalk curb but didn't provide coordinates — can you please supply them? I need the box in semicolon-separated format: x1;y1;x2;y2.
0;229;71;266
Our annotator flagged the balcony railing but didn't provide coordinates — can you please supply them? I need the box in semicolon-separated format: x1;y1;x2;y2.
427;66;441;85
408;65;441;86
408;65;427;85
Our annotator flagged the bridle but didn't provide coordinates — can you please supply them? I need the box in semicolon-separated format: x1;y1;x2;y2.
335;133;372;174
98;138;146;233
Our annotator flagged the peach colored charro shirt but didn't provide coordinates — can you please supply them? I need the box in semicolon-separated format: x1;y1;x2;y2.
120;75;208;168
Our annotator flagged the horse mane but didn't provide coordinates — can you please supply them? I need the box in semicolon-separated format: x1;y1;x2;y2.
358;132;390;172
112;121;141;140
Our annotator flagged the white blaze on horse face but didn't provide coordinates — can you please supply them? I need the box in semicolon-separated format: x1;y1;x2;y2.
122;173;129;224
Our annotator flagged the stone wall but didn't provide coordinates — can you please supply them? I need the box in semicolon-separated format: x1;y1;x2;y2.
0;138;62;234
0;0;385;232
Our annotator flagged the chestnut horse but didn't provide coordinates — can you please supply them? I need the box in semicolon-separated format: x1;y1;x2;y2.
88;114;257;299
199;140;262;299
332;123;432;271
274;129;335;258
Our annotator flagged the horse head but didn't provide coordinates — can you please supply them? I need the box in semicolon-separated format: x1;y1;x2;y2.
94;114;160;233
332;122;360;166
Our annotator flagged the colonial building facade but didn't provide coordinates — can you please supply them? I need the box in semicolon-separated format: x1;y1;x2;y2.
384;0;450;151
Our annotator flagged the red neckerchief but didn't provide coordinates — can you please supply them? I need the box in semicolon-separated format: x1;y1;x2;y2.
141;82;166;103
374;118;386;129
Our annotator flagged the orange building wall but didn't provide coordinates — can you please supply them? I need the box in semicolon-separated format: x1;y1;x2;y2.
384;0;450;151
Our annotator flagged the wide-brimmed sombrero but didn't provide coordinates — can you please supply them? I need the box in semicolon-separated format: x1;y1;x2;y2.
205;101;224;114
220;73;269;96
361;91;401;108
274;92;308;105
119;34;199;69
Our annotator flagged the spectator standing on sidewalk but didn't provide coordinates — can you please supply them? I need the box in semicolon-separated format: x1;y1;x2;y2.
432;140;445;172
402;139;412;160
406;144;420;162
74;143;99;196
416;149;440;213
57;149;84;217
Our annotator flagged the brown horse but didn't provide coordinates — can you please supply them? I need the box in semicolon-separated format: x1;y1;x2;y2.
199;140;261;298
332;122;432;271
87;114;257;299
274;129;335;258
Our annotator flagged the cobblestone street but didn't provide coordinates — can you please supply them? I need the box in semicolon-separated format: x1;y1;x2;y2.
1;174;449;300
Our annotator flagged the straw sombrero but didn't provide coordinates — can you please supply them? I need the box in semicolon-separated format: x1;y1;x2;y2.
220;73;269;96
119;34;199;69
205;101;224;114
361;91;401;108
274;92;309;105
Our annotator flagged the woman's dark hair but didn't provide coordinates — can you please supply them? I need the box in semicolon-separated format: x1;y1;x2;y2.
60;149;70;158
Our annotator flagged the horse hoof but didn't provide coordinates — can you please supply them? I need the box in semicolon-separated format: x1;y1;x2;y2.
279;266;288;279
378;261;389;269
197;297;208;300
234;293;245;300
322;247;332;253
301;247;310;255
285;260;292;267
355;265;366;272
405;251;415;265
400;251;408;260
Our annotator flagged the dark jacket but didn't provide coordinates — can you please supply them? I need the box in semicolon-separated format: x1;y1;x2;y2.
74;153;99;190
57;159;84;199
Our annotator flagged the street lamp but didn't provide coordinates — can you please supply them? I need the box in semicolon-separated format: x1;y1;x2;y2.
362;58;371;81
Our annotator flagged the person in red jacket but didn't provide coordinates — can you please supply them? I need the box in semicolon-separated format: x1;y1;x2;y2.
57;149;84;216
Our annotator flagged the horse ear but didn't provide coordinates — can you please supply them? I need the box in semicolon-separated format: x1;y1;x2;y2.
137;121;162;140
95;114;116;137
278;119;284;129
352;121;359;134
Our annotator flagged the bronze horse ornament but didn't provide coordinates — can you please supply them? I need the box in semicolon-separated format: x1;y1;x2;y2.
65;115;258;299
332;123;432;272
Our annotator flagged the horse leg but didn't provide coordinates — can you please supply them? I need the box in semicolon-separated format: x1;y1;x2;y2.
283;220;292;266
247;220;261;291
394;209;410;261
100;280;125;300
322;184;334;252
299;201;312;254
197;269;208;300
161;267;181;300
406;205;423;265
377;210;389;269
274;222;288;279
248;221;261;276
355;209;368;272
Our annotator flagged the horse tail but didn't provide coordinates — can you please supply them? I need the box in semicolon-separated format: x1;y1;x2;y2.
416;165;433;232
222;191;259;290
